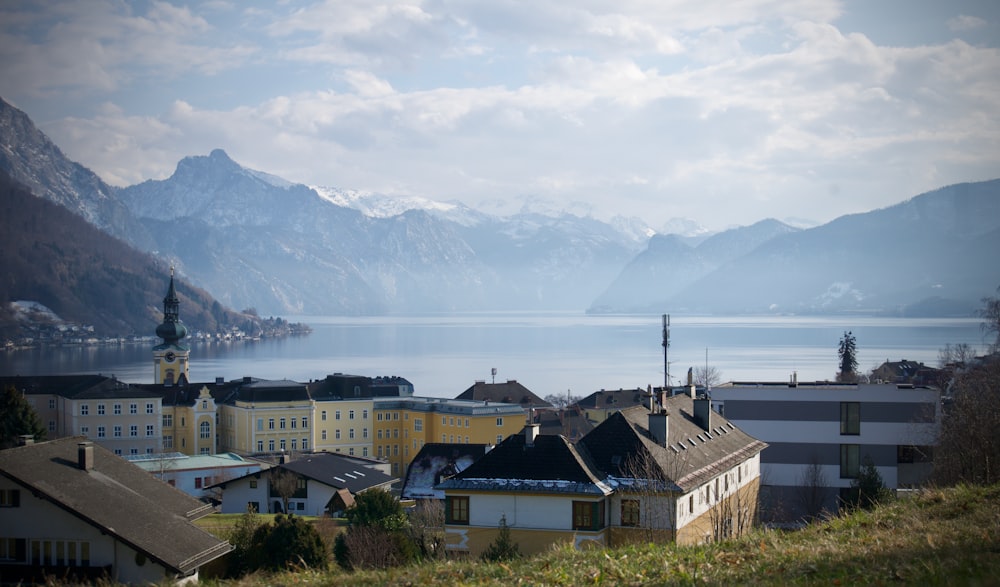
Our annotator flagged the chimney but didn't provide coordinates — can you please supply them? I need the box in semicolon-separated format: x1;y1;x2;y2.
789;371;798;388
78;442;94;471
693;398;712;431
648;410;668;447
524;423;540;447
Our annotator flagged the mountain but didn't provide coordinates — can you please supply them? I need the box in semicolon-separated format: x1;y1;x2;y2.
590;219;800;313
0;168;253;337
593;181;1000;315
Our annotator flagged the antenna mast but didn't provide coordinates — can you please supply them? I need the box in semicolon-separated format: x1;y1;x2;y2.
662;314;670;390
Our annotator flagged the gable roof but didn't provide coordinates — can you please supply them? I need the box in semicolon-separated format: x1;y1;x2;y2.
579;396;767;492
573;387;652;411
215;452;397;495
0;437;232;574
437;430;611;495
455;380;551;408
1;374;161;400
401;443;491;500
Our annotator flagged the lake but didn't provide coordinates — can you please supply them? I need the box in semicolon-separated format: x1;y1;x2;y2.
0;314;987;398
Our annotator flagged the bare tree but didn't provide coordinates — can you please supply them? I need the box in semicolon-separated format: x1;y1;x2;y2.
933;359;1000;486
619;449;679;542
707;468;759;541
938;343;978;368
796;456;830;522
269;467;300;513
980;286;1000;353
543;392;581;410
694;365;723;388
407;499;445;560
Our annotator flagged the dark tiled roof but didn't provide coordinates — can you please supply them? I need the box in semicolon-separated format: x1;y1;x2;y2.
580;396;767;492
573;387;652;410
225;379;311;404
0;375;159;400
401;443;491;500
308;374;371;400
216;452;397;495
455;380;551;407
437;430;611;495
0;437;231;574
535;408;594;440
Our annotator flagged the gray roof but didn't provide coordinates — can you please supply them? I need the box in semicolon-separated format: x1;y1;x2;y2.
215;452;397;495
0;437;232;574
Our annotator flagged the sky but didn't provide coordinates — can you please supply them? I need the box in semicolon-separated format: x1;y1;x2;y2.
1;1;999;231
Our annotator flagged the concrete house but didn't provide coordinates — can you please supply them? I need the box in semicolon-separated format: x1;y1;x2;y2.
711;381;941;522
437;393;767;557
212;451;397;515
0;437;231;585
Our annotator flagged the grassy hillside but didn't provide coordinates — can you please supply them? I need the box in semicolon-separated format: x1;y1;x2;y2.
204;484;1000;586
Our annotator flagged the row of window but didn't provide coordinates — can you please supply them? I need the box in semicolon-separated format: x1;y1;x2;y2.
255;438;310;452
87;424;158;438
257;416;310;431
0;538;91;567
444;497;606;532
79;402;156;416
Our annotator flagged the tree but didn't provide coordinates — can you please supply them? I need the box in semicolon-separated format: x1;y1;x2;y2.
0;385;46;449
843;457;892;511
796;456;831;522
938;342;977;368
544;392;581;410
407;499;445;560
694;365;724;388
250;513;327;571
933;359;1000;486
335;489;417;570
480;514;521;562
269;467;300;513
225;503;265;577
837;331;859;383
980;286;1000;353
344;488;407;531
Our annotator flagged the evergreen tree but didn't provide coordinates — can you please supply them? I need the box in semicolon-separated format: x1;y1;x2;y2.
250;513;327;571
837;331;859;383
345;488;407;531
480;514;521;562
844;457;893;511
224;503;265;577
0;385;46;449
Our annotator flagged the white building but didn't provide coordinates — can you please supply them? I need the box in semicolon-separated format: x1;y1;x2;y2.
125;452;263;500
711;381;941;522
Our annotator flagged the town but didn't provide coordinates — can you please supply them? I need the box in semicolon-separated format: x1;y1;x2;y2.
0;274;996;585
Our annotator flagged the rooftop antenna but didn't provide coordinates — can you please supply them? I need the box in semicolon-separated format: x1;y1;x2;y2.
662;314;670;390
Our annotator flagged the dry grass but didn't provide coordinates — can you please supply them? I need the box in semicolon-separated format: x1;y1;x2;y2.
198;484;1000;587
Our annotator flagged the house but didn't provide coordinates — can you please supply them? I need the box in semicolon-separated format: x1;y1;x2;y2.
572;386;655;424
124;452;263;500
437;393;767;557
212;451;397;516
711;381;941;522
400;443;492;501
0;437;232;585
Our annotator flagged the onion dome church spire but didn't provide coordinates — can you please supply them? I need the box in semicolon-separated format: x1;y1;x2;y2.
153;266;190;385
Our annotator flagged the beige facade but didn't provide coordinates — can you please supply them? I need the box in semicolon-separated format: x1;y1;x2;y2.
314;398;375;457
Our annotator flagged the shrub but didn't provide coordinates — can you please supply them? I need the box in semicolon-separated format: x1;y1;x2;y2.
250;513;328;572
480;514;520;562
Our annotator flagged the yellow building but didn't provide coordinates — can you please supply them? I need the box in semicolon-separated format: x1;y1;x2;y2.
152;269;190;386
373;397;527;476
216;379;315;456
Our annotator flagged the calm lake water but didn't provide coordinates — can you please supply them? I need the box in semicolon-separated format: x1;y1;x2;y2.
0;314;987;398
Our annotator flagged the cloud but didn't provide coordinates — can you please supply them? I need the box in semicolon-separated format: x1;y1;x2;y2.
948;14;988;32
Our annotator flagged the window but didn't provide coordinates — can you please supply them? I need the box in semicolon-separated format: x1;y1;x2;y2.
269;418;275;430
163;414;173;427
48;398;56;409
280;439;286;451
378;446;384;457
350;428;355;439
442;416;447;426
414;418;423;432
336;430;341;439
146;424;154;437
130;448;138;455
200;421;211;439
97;404;105;415
114;403;121;415
378;413;383;421
363;447;368;457
840;444;861;478
363;409;368;419
378;430;383;439
322;410;327;421
164;436;173;448
336;410;342;420
268;440;275;451
496;435;503;444
201;400;208;409
0;489;20;507
393;444;399;456
302;416;308;429
48;420;55;432
573;501;604;531
291;417;297;429
465;418;469;427
146;403;154;414
363;428;369;439
280;418;286;430
349;410;355;420
195;478;203;489
129;425;138;437
841;402;860;435
322;430;328;440
496;417;504;426
256;418;262;431
450;417;455;426
250;479;258;489
113;425;122;438
129;403;137;415
349;447;355;456
114;449;122;455
446;496;469;524
80;426;89;435
0;537;27;562
393;412;399;421
689;495;694;513
257;440;264;452
80;404;89;416
302;439;308;450
621;499;639;526
393;428;399;438
291;439;297;450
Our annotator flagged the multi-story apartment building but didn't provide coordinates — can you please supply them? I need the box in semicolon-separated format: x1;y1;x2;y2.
710;380;941;522
373;397;527;476
309;374;375;458
216;379;315;455
9;375;165;456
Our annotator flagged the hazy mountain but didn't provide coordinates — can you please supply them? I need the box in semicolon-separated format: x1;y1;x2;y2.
0;168;252;337
590;219;799;313
593;182;1000;315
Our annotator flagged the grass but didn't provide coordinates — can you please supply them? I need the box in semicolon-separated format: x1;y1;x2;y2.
201;484;1000;587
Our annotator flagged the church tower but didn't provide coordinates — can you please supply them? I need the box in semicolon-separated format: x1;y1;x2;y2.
153;268;190;385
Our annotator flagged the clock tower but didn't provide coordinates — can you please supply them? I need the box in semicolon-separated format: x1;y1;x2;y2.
153;268;190;385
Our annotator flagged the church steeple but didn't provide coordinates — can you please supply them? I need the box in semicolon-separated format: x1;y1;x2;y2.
153;267;190;385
